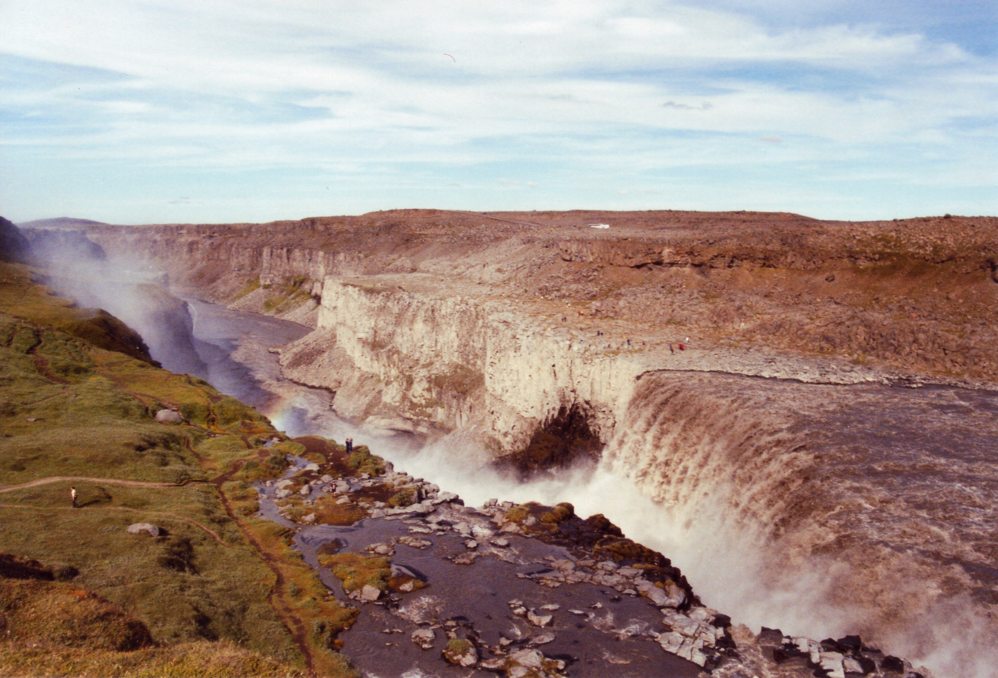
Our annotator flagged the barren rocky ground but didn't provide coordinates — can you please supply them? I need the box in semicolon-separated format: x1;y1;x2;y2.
76;209;998;385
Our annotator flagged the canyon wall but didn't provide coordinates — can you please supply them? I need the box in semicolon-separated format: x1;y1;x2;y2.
280;275;643;453
81;211;998;383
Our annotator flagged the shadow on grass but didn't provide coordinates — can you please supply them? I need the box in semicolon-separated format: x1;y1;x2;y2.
78;486;114;508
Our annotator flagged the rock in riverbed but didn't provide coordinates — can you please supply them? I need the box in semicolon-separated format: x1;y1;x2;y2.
411;627;435;650
441;637;477;667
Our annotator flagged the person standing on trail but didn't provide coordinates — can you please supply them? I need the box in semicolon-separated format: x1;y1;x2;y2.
70;486;78;508
345;438;353;453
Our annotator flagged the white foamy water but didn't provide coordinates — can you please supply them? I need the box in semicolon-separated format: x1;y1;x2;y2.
370;432;997;678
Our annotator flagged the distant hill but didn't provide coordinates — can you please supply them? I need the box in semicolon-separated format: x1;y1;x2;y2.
19;217;113;230
0;216;32;263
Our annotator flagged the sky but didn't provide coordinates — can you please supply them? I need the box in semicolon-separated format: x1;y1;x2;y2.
1;0;996;224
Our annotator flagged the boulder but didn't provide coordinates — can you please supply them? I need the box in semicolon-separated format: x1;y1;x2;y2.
154;409;183;424
507;648;545;670
126;523;161;537
841;657;865;674
530;632;555;646
819;652;846;678
658;631;684;654
636;579;669;606
663;579;686;608
401;502;434;516
368;542;394;556
471;524;494;540
881;656;906;673
688;607;712;622
442;638;477;667
358;584;381;602
411;627;435;650
479;657;505;671
527;609;553;627
836;634;863;653
757;626;785;646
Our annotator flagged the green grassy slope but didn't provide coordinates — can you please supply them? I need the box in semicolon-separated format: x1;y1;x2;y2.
0;261;354;677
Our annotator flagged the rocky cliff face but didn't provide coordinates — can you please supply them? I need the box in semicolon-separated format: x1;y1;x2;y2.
0;216;31;263
280;275;642;452
23;228;107;262
24;228;208;376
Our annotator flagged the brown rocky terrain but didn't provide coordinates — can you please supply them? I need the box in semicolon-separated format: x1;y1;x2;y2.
79;209;997;385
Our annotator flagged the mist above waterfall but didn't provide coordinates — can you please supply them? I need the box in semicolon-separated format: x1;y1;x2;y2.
25;228;208;375
349;425;993;678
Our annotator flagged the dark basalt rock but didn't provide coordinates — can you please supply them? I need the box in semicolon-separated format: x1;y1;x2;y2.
881;655;905;673
712;613;732;628
773;643;804;663
855;655;877;674
837;634;863;653
0;216;31;263
500;403;603;478
508;501;700;610
758;626;784;646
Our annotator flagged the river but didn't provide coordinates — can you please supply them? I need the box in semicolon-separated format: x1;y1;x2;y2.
185;296;997;678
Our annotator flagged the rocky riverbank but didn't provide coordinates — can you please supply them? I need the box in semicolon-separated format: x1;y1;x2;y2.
258;437;928;678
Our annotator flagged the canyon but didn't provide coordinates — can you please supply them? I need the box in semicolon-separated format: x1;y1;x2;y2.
23;209;998;677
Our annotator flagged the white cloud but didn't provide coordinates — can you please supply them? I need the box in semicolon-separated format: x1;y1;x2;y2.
0;0;994;221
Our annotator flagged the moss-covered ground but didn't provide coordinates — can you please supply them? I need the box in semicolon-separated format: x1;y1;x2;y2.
0;261;355;676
